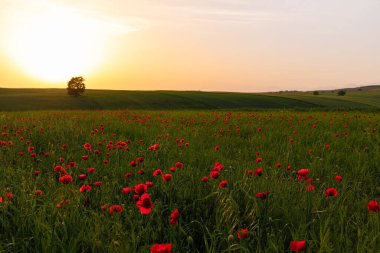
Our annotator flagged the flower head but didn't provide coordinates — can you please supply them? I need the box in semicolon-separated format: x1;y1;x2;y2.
136;193;154;215
290;240;306;252
150;243;172;253
368;200;380;212
325;188;338;197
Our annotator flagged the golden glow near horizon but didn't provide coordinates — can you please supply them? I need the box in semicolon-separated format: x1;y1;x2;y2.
1;0;141;84
4;6;105;82
0;0;379;91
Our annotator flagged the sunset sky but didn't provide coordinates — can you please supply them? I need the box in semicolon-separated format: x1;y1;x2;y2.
0;0;379;92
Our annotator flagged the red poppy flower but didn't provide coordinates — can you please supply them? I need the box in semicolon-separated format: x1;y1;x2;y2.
148;144;159;151
129;160;137;167
367;200;380;212
34;170;41;175
124;172;132;178
93;181;103;187
79;184;92;193
101;203;108;211
162;174;172;182
0;196;3;203
297;168;309;176
82;155;89;161
5;192;13;200
305;178;313;185
153;169;163;177
169;217;178;225
122;187;132;195
169;167;176;172
214;146;219;151
59;175;73;184
79;174;86;180
213;162;225;171
170;209;180;220
247;169;253;175
54;165;66;174
136;157;144;163
150;243;172;253
170;209;180;225
255;157;262;163
134;183;148;194
297;169;309;181
334;175;342;183
109;205;123;215
146;181;154;188
325;188;338;197
237;228;248;240
67;162;77;168
83;143;92;151
56;200;69;208
88;168;95;173
175;162;184;169
305;185;315;192
254;168;263;176
136;193;154;215
219;180;228;188
201;176;209;182
35;190;43;196
290;240;306;251
210;171;220;179
256;192;268;199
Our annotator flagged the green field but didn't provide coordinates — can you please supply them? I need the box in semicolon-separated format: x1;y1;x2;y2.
1;88;380;111
0;110;379;252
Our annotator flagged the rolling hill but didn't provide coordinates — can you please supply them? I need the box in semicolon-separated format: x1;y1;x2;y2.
0;87;379;111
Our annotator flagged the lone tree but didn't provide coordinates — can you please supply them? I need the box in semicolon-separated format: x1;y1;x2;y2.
337;90;346;96
67;76;85;96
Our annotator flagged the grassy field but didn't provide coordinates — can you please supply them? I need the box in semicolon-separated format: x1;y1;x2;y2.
267;88;380;110
0;110;379;252
1;88;380;111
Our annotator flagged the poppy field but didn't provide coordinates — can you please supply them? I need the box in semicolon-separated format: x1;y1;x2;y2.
0;110;379;252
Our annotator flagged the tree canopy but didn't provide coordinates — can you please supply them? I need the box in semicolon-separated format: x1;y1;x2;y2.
67;76;85;96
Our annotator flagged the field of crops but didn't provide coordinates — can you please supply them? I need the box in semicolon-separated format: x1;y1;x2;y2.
0;110;379;252
1;88;380;111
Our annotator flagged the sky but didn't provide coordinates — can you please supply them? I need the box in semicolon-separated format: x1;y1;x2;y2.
0;0;379;92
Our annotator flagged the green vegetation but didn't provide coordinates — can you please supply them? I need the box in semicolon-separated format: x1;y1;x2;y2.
337;90;346;96
1;88;380;111
0;110;379;252
67;76;86;96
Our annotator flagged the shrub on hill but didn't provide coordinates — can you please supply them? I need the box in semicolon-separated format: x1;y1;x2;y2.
338;90;346;96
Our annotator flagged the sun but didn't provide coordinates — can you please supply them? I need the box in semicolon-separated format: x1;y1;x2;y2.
4;4;106;83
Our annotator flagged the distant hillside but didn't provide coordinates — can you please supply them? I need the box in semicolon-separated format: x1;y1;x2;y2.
0;88;379;111
275;84;380;93
335;84;380;92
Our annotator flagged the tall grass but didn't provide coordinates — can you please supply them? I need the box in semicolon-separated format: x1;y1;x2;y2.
0;110;379;252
